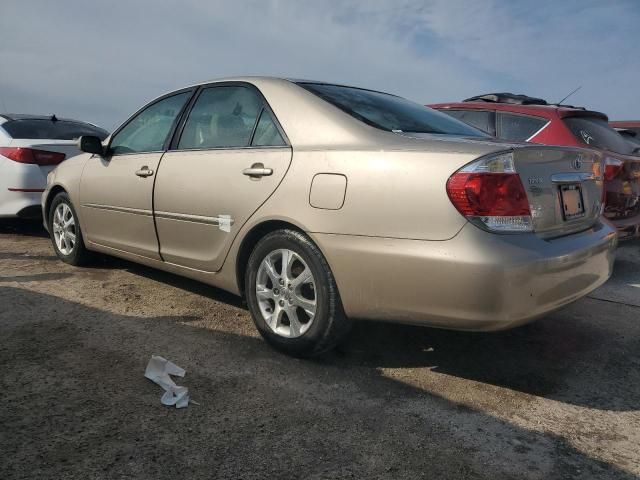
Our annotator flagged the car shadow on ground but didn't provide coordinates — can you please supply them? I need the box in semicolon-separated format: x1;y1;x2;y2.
97;255;246;309
330;313;639;412
0;218;48;238
80;249;640;413
0;286;635;479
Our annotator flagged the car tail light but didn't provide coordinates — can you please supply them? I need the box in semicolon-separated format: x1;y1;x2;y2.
446;151;533;233
0;147;66;165
604;157;624;181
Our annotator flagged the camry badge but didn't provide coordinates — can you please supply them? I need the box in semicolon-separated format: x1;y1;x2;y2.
528;176;543;185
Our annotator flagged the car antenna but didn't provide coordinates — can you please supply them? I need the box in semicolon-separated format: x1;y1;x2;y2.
556;86;582;105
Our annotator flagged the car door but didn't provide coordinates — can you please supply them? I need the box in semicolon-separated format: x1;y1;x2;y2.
80;90;193;258
153;83;292;271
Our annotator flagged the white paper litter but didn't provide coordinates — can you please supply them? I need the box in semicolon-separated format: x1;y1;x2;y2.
144;355;192;409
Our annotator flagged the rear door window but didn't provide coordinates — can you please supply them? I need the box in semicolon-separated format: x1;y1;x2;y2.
251;109;286;147
2;119;109;140
178;86;263;149
497;113;547;142
564;116;634;155
443;110;494;135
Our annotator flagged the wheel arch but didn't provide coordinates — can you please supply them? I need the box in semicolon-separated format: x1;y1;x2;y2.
235;219;308;296
44;185;68;226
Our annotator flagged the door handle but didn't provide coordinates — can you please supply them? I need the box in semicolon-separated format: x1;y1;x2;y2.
135;166;154;178
243;163;273;178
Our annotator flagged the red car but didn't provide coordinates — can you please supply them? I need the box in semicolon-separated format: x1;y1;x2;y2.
431;94;640;240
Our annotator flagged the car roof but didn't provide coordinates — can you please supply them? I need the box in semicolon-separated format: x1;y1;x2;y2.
429;101;608;121
190;75;403;98
0;113;95;124
169;76;507;155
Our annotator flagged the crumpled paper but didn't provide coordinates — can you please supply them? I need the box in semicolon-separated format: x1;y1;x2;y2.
144;355;191;409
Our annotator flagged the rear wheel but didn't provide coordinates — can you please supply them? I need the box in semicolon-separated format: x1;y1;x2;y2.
245;229;350;357
49;192;91;265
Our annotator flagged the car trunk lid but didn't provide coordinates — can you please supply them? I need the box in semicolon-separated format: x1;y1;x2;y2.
6;138;82;175
513;146;603;238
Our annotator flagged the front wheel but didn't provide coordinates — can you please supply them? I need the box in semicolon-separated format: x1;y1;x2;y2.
245;229;350;357
48;192;92;266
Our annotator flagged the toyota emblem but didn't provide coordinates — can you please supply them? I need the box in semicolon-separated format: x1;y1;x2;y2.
572;155;583;170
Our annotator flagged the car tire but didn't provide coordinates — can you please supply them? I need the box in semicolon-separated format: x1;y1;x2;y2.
245;229;351;357
48;192;92;266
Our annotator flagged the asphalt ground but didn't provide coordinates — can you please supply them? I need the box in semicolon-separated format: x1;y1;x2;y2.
1;218;638;479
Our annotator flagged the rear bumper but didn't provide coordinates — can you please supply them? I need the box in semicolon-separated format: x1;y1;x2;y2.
0;160;47;218
313;220;617;331
0;190;45;218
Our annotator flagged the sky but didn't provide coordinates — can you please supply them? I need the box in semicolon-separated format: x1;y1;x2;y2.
1;0;638;131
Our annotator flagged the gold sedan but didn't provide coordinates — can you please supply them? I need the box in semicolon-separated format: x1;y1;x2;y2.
43;77;617;356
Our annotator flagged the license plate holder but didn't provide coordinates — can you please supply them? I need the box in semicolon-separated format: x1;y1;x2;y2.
560;184;585;220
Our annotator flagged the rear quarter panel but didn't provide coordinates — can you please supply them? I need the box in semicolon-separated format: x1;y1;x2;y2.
253;147;482;241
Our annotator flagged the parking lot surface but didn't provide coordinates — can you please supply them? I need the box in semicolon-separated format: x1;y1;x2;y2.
1;219;639;479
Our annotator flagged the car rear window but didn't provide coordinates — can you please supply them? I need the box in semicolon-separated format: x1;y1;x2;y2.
618;130;640;151
298;83;487;137
443;109;494;134
564;117;633;155
1;119;109;140
497;113;547;142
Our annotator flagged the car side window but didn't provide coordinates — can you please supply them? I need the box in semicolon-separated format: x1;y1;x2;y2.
110;92;191;155
178;86;263;149
251;109;286;147
497;113;547;142
444;110;494;135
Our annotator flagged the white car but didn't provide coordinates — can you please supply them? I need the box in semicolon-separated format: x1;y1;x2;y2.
0;114;108;218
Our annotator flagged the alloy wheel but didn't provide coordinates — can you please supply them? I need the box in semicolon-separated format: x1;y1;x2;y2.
255;248;317;338
52;203;76;255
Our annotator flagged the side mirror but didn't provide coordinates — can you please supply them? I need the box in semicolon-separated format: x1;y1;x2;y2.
78;135;105;155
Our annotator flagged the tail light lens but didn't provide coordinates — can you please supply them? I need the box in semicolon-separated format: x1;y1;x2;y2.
0;147;66;166
604;157;624;181
446;151;533;233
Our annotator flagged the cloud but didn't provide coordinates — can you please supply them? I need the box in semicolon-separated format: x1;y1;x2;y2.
0;0;638;130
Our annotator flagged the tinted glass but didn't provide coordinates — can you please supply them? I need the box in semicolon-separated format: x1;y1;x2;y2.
252;109;286;146
299;83;487;136
497;113;547;141
444;110;492;134
110;92;190;155
2;120;108;140
618;130;640;150
178;86;262;149
565;117;635;155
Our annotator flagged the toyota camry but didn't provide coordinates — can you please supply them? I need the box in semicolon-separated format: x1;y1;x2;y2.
42;77;617;356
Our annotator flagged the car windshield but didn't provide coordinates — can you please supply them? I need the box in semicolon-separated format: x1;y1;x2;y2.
298;83;488;137
564;116;634;155
1;119;109;140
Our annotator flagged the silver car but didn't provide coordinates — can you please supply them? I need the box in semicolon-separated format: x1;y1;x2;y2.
42;77;617;356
